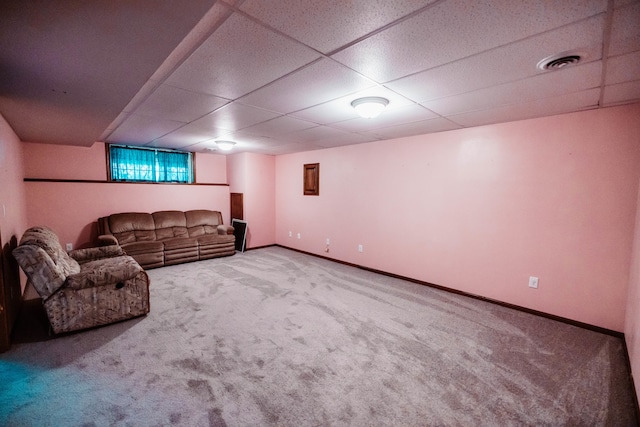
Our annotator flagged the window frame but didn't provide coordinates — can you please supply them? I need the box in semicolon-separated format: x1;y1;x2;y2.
106;144;196;184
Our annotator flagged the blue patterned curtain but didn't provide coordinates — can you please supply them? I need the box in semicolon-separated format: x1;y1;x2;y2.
157;150;192;183
109;145;192;183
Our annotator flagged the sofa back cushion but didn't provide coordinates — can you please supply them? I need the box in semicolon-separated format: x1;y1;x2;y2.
152;211;189;240
186;210;222;237
12;226;81;299
109;213;156;244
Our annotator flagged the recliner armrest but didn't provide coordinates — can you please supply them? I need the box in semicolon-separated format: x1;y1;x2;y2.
65;255;143;290
69;245;126;264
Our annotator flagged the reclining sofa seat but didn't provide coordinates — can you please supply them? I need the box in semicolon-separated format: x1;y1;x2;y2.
98;210;235;269
12;226;150;334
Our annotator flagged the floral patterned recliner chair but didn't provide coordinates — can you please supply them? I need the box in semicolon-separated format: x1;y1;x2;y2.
12;226;150;334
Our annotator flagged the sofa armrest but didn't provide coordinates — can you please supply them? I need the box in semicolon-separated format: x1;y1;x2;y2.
97;234;119;246
217;224;234;235
69;245;126;264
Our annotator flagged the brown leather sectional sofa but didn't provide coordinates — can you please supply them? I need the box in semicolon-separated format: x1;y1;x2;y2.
98;210;235;269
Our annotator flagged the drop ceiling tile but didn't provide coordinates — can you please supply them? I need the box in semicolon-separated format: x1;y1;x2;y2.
240;0;436;54
449;88;600;127
134;84;230;123
101;111;129;136
609;2;640;56
606;51;640;84
107;114;186;145
332;104;439;132
238;58;376;113
385;16;604;102
165;13;320;99
147;123;230;149
191;102;281;131
181;139;221;153
603;80;640;105
422;61;602;116
221;130;294;147
275;125;352;144
186;132;281;154
254;142;325;155
332;0;606;83
289;85;415;124
241;115;317;137
314;132;380;148
364;117;462;139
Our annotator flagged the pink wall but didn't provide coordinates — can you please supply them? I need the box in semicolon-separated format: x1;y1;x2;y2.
22;142;230;248
276;104;640;332
625;178;640;398
23;142;107;180
0;113;28;291
227;152;276;248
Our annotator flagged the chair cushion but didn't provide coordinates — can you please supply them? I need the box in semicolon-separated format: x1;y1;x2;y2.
18;226;81;275
12;226;81;299
12;246;66;299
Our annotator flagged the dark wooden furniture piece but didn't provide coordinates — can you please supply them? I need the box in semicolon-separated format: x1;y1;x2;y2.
0;227;22;352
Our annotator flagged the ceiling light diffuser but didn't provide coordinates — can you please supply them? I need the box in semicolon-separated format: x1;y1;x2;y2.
216;140;236;151
351;97;389;119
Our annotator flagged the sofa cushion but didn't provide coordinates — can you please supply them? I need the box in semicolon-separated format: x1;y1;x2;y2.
186;210;222;237
121;240;164;255
197;233;235;246
109;213;156;244
162;237;198;251
156;227;189;240
153;211;186;228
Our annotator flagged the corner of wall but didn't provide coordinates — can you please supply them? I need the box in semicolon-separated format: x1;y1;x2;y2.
625;176;640;400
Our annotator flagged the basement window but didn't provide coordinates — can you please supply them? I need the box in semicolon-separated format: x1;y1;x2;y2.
107;144;194;183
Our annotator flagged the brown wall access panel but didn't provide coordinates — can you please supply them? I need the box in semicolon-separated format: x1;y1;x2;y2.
231;193;244;220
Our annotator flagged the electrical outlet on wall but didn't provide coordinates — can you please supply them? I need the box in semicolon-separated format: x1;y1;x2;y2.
288;231;292;238
358;244;363;253
66;243;73;251
529;276;539;289
297;233;301;240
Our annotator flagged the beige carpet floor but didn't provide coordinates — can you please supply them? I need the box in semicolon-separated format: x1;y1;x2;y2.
1;246;637;426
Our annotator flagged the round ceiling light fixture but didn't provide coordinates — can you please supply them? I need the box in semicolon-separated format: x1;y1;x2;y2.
351;96;389;118
215;140;236;151
537;52;584;71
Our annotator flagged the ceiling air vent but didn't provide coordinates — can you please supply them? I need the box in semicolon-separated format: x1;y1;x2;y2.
537;53;583;71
